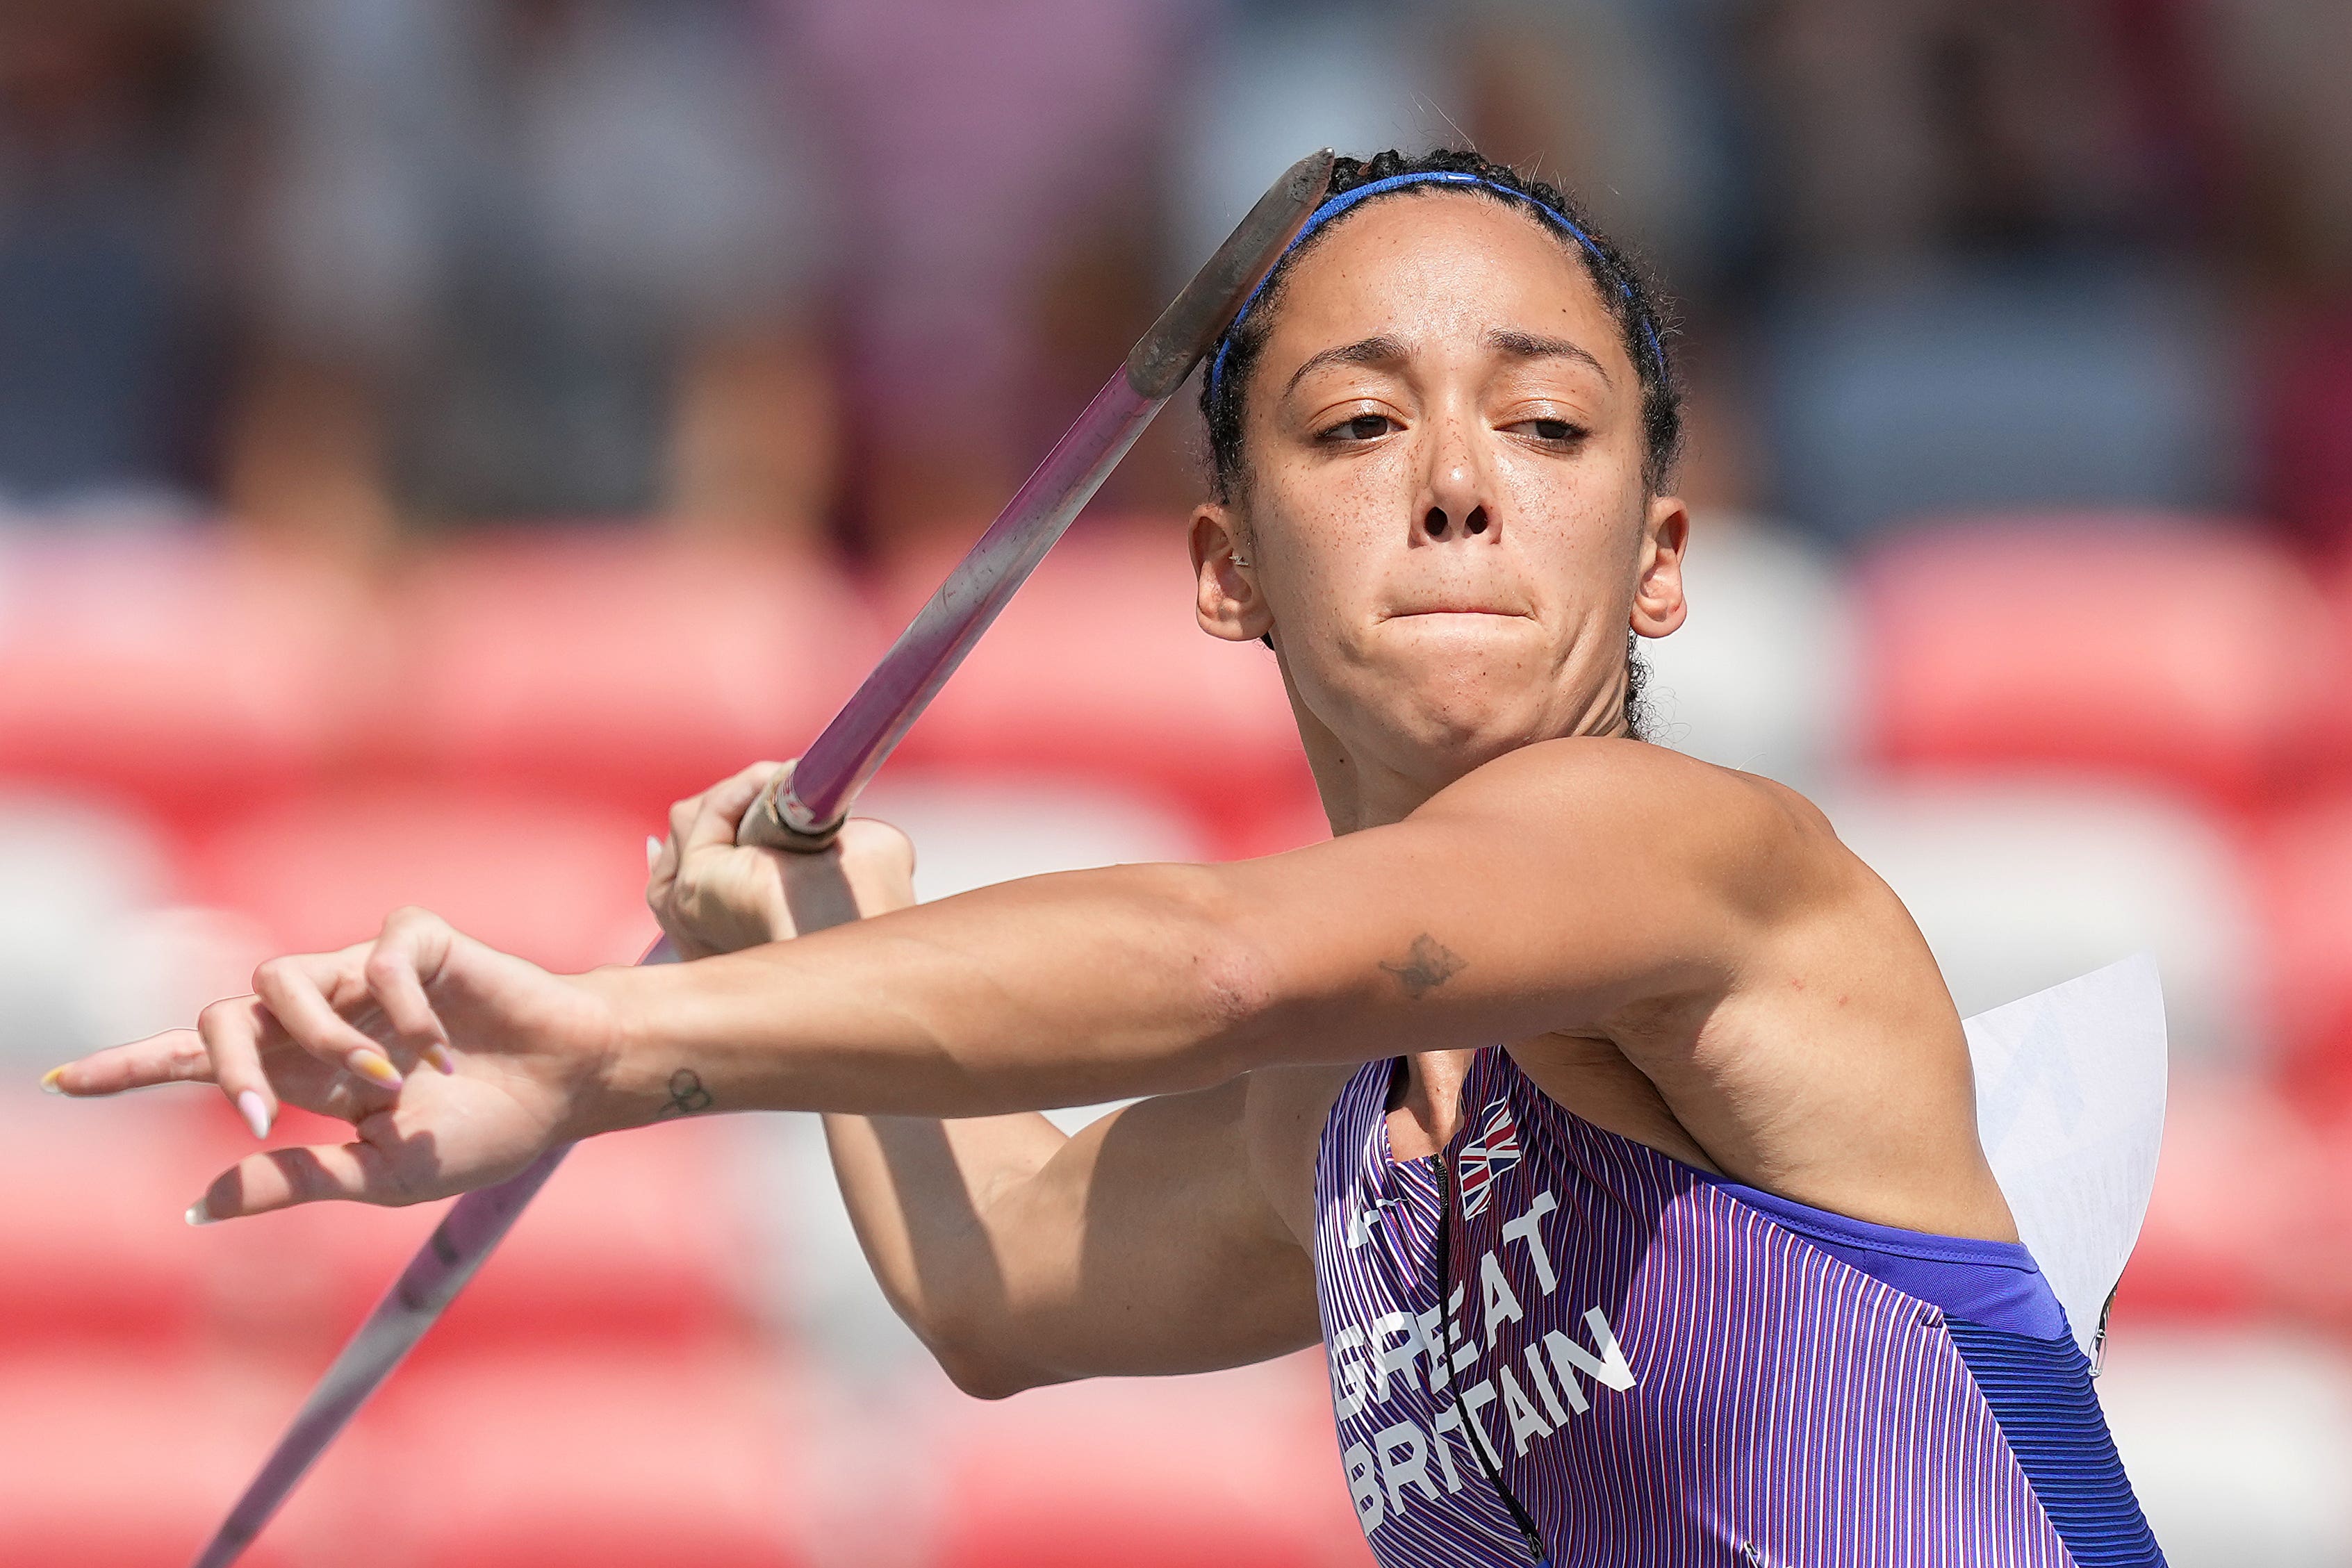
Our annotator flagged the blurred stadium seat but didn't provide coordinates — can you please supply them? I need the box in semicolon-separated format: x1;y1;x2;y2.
0;534;385;825
2320;552;2352;786
928;1358;1364;1568
0;1352;311;1568
0;1096;213;1345
1763;268;2244;544
190;1113;759;1360
880;523;1321;857
186;784;655;973
1640;514;1855;787
1856;516;2335;809
1820;780;2258;1064
419;1118;760;1353
2249;794;2352;1106
304;1348;806;1568
386;533;879;823
2117;1079;2322;1324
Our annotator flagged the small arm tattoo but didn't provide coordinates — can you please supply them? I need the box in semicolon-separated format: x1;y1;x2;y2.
654;1067;715;1119
1379;933;1465;998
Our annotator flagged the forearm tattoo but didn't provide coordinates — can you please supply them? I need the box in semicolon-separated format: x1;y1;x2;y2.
1379;933;1465;998
654;1067;715;1119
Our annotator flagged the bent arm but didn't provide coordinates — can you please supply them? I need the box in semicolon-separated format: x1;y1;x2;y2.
831;1080;1319;1398
580;738;1798;1134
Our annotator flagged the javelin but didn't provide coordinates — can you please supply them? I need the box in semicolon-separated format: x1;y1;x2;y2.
185;148;1336;1568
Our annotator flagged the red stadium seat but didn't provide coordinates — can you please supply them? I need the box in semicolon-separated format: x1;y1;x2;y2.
1857;516;2337;810
928;1358;1365;1568
878;522;1319;857
181;1111;756;1362
185;783;657;973
2317;553;2352;786
288;1348;807;1568
2113;1080;2317;1326
0;1352;312;1568
385;533;878;823
0;534;384;827
2249;794;2352;1107
0;1098;213;1345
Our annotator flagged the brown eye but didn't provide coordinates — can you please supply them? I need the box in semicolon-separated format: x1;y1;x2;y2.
1326;413;1395;442
1508;416;1586;445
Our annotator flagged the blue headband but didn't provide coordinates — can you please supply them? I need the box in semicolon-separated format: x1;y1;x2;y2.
1203;170;1667;404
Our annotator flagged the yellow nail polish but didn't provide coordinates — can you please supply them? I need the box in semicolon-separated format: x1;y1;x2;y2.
39;1066;65;1095
349;1050;404;1087
426;1042;459;1075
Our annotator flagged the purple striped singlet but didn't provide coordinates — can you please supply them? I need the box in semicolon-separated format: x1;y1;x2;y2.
1312;1048;2165;1567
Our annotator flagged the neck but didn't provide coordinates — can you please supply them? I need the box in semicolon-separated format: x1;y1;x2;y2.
1286;659;1637;834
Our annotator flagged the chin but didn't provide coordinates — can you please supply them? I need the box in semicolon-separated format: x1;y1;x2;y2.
1375;678;1556;769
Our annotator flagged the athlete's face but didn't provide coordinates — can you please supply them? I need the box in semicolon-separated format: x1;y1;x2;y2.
1191;192;1688;816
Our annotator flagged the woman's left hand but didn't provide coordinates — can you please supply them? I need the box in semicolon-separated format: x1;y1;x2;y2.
647;760;916;959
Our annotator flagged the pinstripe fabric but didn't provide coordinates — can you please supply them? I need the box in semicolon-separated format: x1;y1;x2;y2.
1313;1049;2145;1567
1315;1062;1533;1566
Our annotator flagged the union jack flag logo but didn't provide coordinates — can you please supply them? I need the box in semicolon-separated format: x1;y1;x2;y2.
1456;1098;1522;1219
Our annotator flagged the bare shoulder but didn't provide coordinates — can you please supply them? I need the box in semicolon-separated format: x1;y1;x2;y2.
1241;1063;1358;1248
1420;737;1858;911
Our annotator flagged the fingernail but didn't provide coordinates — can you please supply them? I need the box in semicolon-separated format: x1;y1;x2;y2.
426;1041;459;1075
349;1050;404;1088
185;1201;214;1226
39;1066;65;1096
646;834;664;869
237;1089;272;1140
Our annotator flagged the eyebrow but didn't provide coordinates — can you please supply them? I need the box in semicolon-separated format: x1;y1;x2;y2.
1281;335;1410;398
1486;328;1611;385
1279;328;1611;399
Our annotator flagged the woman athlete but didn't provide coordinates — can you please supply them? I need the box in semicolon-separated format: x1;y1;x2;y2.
56;150;2164;1566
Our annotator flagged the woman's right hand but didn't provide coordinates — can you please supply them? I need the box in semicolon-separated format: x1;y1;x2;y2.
47;907;631;1221
647;761;916;959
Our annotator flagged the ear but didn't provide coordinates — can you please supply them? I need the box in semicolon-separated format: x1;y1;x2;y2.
1630;493;1690;640
1189;502;1274;644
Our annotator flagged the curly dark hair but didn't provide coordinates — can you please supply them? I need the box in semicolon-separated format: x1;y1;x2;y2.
1199;147;1681;741
1200;147;1684;505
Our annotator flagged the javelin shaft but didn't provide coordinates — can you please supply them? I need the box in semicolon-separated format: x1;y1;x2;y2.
187;148;1334;1568
752;146;1337;844
784;372;1156;831
190;1147;568;1568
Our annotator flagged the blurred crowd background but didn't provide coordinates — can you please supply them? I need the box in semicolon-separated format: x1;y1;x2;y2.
5;0;2351;1562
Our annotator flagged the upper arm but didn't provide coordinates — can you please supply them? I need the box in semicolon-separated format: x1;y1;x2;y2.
951;1075;1323;1393
1209;738;1829;1071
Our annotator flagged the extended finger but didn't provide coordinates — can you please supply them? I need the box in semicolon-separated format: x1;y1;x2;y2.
252;955;404;1091
188;1140;404;1223
44;1030;216;1097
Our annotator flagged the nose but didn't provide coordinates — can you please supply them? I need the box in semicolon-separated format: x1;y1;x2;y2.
1415;419;1495;544
1418;502;1491;540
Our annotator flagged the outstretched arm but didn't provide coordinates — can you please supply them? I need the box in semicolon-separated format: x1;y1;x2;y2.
54;738;1827;1215
585;736;1798;1132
